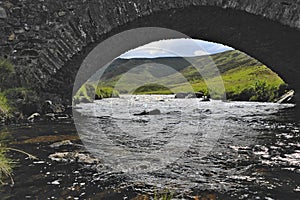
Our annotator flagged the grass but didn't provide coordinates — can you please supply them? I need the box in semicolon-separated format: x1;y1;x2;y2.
0;148;13;185
0;130;13;185
0;146;37;185
0;128;38;185
0;93;13;120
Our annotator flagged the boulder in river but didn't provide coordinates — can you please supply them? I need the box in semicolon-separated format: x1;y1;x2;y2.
134;109;161;116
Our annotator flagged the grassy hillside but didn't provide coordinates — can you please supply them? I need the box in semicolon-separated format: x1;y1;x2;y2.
87;50;288;102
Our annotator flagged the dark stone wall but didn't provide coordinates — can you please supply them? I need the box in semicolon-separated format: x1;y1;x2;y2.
0;0;299;103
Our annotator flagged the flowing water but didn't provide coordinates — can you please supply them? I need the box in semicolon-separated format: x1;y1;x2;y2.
1;95;299;199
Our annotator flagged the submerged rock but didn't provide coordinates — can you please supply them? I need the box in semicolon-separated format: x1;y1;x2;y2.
134;109;161;116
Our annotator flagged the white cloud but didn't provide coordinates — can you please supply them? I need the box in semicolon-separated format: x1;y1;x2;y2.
119;39;234;58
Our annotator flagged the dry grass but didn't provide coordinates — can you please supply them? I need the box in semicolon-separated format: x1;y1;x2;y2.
12;135;80;144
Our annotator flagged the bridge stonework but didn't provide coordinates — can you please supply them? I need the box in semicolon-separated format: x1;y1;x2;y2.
0;0;299;102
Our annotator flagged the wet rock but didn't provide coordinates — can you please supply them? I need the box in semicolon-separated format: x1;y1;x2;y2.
50;140;73;148
49;151;99;164
134;109;161;116
0;7;7;19
27;112;41;122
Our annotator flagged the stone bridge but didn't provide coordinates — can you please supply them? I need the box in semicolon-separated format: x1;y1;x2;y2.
0;0;299;104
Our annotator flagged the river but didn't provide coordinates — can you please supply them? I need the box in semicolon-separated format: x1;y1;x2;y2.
1;95;299;199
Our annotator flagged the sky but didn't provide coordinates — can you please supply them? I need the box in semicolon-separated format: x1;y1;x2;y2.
119;38;234;59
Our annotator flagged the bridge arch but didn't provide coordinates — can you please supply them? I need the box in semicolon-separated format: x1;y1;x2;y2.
0;1;299;103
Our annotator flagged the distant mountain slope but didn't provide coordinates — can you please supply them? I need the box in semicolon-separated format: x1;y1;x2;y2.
92;50;286;101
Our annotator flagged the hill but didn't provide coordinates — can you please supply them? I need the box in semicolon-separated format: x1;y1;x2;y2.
86;50;288;102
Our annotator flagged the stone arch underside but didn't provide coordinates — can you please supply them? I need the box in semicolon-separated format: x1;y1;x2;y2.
0;0;299;103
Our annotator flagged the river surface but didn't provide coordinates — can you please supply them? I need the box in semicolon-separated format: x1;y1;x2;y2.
1;95;300;199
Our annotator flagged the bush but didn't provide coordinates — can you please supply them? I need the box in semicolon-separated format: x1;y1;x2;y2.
134;84;173;94
226;81;286;102
95;86;119;99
